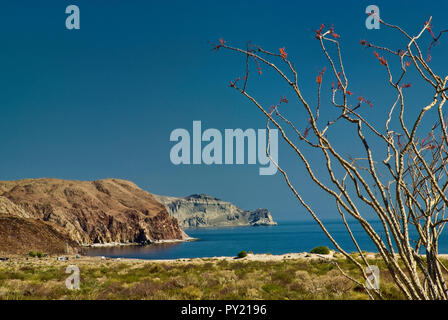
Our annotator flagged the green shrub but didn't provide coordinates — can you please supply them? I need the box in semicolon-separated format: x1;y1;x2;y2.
237;251;248;259
28;251;45;258
310;246;330;255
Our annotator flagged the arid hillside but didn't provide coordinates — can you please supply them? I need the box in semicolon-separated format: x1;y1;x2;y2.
0;178;187;254
0;215;78;255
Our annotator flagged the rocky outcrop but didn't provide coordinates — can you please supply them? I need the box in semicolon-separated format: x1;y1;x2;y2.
154;194;277;228
0;178;188;249
0;196;31;218
247;208;277;226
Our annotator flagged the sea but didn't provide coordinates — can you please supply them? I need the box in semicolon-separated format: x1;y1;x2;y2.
85;220;448;260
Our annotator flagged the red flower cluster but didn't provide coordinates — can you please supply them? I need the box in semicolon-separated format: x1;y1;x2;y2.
279;47;287;60
316;67;326;84
358;96;374;108
213;38;226;50
401;83;412;89
315;24;340;39
315;24;325;39
373;51;387;66
329;26;340;39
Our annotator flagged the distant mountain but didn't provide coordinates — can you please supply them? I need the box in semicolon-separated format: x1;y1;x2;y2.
0;178;188;254
154;194;277;228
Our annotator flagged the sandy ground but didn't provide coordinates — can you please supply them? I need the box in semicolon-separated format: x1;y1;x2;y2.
0;251;343;268
2;251;440;267
151;252;338;263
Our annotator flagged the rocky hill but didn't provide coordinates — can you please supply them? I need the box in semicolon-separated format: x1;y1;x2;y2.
154;194;277;228
0;178;188;254
0;215;79;255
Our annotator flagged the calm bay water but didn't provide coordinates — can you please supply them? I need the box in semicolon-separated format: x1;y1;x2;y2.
86;220;448;260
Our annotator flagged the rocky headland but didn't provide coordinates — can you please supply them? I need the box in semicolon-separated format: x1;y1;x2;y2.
154;194;277;228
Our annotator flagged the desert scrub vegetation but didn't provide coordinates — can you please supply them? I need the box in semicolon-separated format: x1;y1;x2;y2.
0;255;426;300
28;251;45;258
309;246;330;255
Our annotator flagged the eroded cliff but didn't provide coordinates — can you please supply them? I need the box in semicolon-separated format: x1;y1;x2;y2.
154;194;277;228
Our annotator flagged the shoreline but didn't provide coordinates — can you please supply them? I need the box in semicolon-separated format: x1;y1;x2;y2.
81;236;198;248
4;250;448;264
3;251;448;269
0;251;337;264
182;223;278;230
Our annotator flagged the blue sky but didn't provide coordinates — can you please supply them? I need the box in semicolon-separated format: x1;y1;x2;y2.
0;0;447;221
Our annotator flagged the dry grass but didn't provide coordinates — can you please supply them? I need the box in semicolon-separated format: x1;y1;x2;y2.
0;253;424;300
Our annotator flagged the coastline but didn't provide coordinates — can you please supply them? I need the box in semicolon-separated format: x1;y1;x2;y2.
81;236;198;248
0;251;338;264
55;251;448;263
182;223;278;230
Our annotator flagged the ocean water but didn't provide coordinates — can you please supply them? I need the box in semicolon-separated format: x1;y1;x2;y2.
85;220;448;260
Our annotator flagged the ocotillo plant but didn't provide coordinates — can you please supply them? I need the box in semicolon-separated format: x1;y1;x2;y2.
215;16;448;300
